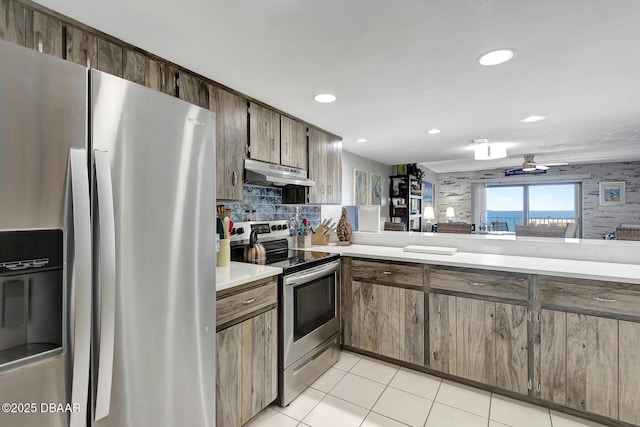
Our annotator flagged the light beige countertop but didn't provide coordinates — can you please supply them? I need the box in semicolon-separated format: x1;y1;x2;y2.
216;261;282;292
302;244;640;285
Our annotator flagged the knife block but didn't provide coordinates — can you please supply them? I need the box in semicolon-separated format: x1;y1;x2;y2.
311;226;330;245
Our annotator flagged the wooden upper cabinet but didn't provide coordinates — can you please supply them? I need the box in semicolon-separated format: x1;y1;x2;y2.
96;37;123;77
308;127;341;204
65;26;97;67
26;10;63;58
210;86;247;201
248;102;280;164
280;116;307;170
0;0;28;46
177;71;209;109
123;49;170;93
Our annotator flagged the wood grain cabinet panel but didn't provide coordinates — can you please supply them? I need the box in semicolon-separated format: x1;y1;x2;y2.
308;127;341;204
177;71;209;109
96;37;122;77
351;259;422;288
211;86;246;201
430;267;529;301
430;294;528;394
216;324;241;427
0;0;27;46
26;10;63;58
343;276;424;365
280;115;307;170
248;102;280;164
123;49;166;92
540;310;618;419
65;26;97;67
619;320;640;425
216;279;277;329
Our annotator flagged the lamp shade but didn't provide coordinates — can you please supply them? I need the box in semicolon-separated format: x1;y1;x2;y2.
423;206;435;223
445;207;455;219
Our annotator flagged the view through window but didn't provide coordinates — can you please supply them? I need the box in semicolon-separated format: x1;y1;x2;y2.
485;183;581;234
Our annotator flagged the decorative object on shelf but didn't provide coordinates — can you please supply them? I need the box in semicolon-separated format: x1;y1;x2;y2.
407;163;425;182
370;173;382;205
353;169;369;205
423;206;435;224
336;206;353;242
446;207;456;222
599;181;626;206
396;164;407;175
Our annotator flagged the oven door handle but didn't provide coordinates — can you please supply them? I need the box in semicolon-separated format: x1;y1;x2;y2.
284;260;340;287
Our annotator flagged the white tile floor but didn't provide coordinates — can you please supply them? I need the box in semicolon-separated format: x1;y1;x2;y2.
245;351;609;427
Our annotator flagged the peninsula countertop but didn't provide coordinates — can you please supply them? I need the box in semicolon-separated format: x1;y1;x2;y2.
301;243;640;285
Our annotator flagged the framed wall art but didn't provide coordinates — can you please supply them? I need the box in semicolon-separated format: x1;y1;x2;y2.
370;173;382;205
353;169;369;205
599;181;625;205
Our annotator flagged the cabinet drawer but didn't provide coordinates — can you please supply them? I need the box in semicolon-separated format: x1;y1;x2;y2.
539;276;640;318
429;267;528;301
351;259;422;288
216;279;277;329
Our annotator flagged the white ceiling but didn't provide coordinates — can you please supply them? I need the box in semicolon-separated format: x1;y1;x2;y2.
36;0;640;172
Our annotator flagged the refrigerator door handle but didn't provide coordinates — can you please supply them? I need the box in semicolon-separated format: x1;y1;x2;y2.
94;150;116;421
68;148;92;427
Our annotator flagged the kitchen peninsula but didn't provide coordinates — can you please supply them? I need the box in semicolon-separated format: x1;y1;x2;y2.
303;232;640;427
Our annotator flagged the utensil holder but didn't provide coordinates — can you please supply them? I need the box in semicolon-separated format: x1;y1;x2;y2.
297;235;311;248
217;239;230;267
311;227;330;245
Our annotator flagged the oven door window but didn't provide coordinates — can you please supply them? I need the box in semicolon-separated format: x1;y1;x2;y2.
293;274;335;341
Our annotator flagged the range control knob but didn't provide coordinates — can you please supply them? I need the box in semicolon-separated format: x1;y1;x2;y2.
230;228;237;235
277;225;283;230
271;225;277;231
283;224;288;230
237;227;244;235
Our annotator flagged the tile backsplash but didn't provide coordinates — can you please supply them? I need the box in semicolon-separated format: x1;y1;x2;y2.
218;185;321;227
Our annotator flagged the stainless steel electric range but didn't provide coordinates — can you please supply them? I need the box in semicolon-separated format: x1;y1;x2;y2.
230;220;341;406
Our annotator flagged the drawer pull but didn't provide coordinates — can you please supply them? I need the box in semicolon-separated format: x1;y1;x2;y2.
382;271;392;275
243;297;257;305
470;282;486;287
593;297;617;303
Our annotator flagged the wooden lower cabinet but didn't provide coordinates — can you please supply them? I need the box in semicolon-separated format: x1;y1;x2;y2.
216;308;277;427
343;280;424;365
540;310;640;424
429;294;528;395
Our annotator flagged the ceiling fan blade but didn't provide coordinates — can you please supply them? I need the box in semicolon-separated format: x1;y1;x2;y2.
536;165;550;170
543;162;569;167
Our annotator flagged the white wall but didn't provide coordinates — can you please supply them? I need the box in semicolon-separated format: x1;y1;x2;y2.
321;150;395;229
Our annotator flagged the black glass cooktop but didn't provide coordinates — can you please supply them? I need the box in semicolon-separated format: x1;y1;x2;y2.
269;250;340;274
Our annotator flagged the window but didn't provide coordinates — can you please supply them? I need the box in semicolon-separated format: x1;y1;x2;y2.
483;183;581;235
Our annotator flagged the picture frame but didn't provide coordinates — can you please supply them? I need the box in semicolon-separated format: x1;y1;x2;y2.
353;169;370;205
370;173;382;205
599;181;625;205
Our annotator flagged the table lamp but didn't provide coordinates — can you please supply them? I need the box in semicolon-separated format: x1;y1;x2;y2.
423;206;435;224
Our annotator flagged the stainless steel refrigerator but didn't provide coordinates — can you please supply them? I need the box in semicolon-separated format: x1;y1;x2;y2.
0;39;216;427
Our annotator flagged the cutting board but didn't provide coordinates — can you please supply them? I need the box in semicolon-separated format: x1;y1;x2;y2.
403;245;457;255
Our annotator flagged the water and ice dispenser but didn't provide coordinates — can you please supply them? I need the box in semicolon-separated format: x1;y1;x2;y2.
0;230;63;369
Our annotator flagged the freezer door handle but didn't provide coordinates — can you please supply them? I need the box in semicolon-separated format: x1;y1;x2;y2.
94;150;116;421
68;148;92;427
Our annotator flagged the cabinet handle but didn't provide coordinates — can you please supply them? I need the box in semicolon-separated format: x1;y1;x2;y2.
593;296;617;303
231;170;237;186
321;185;325;195
273;139;276;150
328;184;332;195
382;271;392;275
470;282;486;287
243;297;257;305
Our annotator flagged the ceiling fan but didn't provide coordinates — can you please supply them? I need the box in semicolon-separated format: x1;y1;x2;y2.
505;154;568;175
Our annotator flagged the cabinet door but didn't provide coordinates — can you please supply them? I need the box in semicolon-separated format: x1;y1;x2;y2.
0;0;28;46
211;86;246;201
400;288;424;365
495;303;528;394
429;293;457;374
178;71;209;109
26;10;63;58
240;309;277;424
456;297;496;386
96;37;123;77
249;102;280;164
216;324;241;427
619;320;640;425
327;134;342;204
540;310;618;419
281;116;307;170
123;49;168;93
66;26;97;67
308;127;328;203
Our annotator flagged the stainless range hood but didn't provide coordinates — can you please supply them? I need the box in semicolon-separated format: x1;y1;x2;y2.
244;159;315;187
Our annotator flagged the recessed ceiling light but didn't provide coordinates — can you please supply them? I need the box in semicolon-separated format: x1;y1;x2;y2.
313;93;336;103
356;138;367;143
520;115;546;123
427;129;441;135
477;49;515;66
